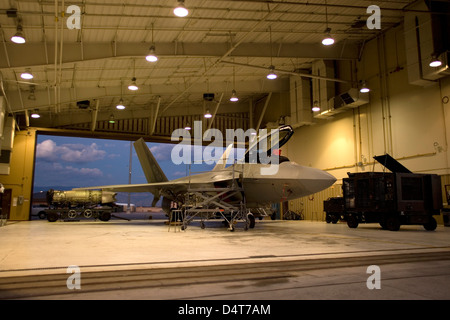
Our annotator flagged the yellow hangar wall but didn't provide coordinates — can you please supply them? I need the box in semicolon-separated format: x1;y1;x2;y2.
284;25;450;222
0;129;37;221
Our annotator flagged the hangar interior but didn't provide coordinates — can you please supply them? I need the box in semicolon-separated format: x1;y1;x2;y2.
0;0;450;300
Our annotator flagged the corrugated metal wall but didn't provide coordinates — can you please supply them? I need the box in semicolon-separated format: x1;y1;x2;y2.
287;184;343;221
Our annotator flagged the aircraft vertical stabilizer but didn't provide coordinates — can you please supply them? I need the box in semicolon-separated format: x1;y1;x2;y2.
133;138;168;183
213;144;233;171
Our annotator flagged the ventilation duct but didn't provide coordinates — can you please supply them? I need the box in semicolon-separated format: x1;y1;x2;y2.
312;60;335;112
286;75;314;128
314;88;369;119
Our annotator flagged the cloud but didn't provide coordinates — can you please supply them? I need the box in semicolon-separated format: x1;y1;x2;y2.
65;166;103;177
36;139;58;161
34;161;104;188
36;139;106;163
149;144;173;161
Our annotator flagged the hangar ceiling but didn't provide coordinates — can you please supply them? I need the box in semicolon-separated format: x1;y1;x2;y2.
0;0;420;140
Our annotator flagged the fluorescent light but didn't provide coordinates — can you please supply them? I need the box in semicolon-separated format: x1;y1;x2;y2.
230;89;239;102
128;77;139;91
174;0;189;17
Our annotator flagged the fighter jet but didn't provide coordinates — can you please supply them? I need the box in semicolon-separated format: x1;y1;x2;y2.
75;125;336;229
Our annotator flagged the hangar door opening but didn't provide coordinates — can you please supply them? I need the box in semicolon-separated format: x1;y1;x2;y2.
31;134;219;220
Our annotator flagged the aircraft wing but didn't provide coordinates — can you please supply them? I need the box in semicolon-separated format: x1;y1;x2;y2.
73;170;236;194
73;180;188;194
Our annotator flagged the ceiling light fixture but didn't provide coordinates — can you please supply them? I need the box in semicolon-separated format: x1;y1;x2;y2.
146;45;158;63
204;109;212;118
116;99;126;110
230;89;239;102
429;55;442;68
21;69;33;80
266;26;278;80
30;110;40;119
128;77;138;91
174;0;189;17
321;1;334;46
322;28;335;46
267;66;277;80
146;24;158;62
230;66;238;102
360;81;370;93
312;100;320;112
11;24;26;44
184;122;191;131
109;114;116;124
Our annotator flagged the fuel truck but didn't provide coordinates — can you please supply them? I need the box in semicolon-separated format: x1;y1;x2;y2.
45;189;117;222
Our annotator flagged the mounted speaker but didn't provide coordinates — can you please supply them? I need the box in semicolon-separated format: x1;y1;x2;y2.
77;100;90;109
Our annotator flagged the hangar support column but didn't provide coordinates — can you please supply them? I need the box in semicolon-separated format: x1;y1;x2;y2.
0;129;36;221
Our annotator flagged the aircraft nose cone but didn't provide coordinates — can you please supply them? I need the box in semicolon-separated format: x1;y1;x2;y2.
303;167;337;194
321;170;337;188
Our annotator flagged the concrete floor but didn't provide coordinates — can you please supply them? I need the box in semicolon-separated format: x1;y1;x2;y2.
1;211;450;300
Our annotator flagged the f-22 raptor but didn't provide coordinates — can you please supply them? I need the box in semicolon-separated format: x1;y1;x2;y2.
76;125;336;230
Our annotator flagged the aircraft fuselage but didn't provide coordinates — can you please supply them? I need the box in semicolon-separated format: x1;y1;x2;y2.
163;161;336;210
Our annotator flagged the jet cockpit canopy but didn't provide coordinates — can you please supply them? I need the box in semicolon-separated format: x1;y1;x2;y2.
244;125;294;164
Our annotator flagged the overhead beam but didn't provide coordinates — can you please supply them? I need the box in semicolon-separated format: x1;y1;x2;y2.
25;100;250;128
0;41;360;69
5;78;289;113
221;60;350;83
